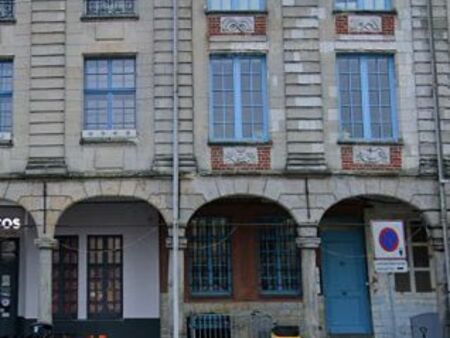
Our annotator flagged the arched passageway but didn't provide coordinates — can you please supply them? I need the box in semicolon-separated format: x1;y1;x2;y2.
319;195;436;338
183;195;302;337
51;196;166;338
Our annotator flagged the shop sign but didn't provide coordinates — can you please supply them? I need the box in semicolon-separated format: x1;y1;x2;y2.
0;217;21;230
371;220;408;273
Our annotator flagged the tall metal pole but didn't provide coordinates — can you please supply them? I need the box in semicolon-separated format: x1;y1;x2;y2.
427;0;450;330
171;0;180;335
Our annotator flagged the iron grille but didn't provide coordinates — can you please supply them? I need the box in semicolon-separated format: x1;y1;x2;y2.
85;0;136;17
188;218;232;296
0;0;13;20
188;312;274;338
259;220;301;295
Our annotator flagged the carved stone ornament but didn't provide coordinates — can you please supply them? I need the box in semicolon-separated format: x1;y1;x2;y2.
348;15;382;34
220;16;255;34
353;146;390;165
223;147;258;165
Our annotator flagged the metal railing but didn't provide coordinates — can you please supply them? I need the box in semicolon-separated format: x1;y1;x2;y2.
84;0;136;17
0;0;14;20
188;312;274;338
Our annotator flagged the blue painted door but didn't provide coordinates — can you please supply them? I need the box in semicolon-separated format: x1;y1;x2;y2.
321;229;372;334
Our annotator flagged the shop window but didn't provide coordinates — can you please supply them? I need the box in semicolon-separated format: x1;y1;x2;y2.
259;220;301;295
52;236;78;319
337;54;397;141
85;0;136;17
210;55;268;142
395;221;433;293
335;0;392;10
0;61;12;133
84;58;136;131
188;218;232;296
87;235;123;319
208;0;265;11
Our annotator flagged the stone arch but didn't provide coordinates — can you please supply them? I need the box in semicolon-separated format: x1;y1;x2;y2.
182;193;300;227
180;177;307;225
318;194;430;228
0;197;38;237
48;179;172;234
308;177;438;224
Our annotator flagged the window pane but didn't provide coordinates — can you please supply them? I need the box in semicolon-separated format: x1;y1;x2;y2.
111;59;135;89
85;94;108;130
415;271;432;292
0;63;12;92
210;0;262;10
240;57;266;140
0;61;12;133
338;56;363;139
53;237;78;319
0;96;12;132
112;94;135;129
86;0;136;16
395;273;411;292
411;225;428;242
88;236;122;319
413;246;430;268
259;220;301;294
368;56;394;139
210;56;267;141
188;218;232;295
84;58;136;130
211;58;235;139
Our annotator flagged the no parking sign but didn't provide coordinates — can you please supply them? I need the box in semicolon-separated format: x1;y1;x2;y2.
371;220;408;273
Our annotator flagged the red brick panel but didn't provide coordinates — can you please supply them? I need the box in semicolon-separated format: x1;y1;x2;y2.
254;16;267;35
341;145;402;170
211;146;271;171
381;15;395;35
335;15;349;34
208;15;267;36
335;14;395;35
208;16;221;35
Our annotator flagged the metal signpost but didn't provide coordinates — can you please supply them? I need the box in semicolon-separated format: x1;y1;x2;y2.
371;220;408;338
371;220;408;273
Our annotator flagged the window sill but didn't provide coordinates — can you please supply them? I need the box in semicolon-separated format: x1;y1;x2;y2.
210;35;268;42
333;9;397;15
189;293;232;300
208;140;272;146
81;14;139;22
260;292;302;298
0;18;16;24
0;132;12;147
206;10;268;15
81;129;137;144
337;138;402;146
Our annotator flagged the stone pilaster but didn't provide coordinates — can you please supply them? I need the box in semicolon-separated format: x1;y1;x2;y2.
152;0;196;173
26;0;67;174
296;224;321;338
166;225;188;338
34;237;58;325
282;0;327;172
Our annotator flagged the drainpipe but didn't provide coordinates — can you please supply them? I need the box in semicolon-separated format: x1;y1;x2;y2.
427;0;450;328
171;0;180;336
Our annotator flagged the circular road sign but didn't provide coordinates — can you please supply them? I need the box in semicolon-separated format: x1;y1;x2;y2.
379;227;400;252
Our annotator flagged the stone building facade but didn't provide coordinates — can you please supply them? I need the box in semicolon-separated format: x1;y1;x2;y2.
0;0;449;338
